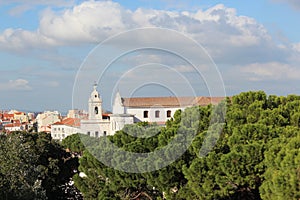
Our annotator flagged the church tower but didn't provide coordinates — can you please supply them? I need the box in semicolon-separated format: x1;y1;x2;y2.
88;83;102;120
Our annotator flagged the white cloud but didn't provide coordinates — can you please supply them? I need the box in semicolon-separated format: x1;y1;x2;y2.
241;62;300;80
0;79;32;91
0;1;298;73
0;2;274;52
0;28;58;52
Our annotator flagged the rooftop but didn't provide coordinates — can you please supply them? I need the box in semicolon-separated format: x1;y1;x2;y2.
122;96;226;108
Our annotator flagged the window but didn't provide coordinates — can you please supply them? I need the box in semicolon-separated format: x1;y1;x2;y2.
155;110;160;118
167;110;172;118
143;111;149;118
54;128;56;131
58;128;60;131
87;131;90;136
95;131;99;137
62;128;64;133
95;107;99;115
62;134;65;138
104;131;107;136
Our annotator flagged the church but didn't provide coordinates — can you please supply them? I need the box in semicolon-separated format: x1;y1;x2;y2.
79;84;225;137
80;84;134;137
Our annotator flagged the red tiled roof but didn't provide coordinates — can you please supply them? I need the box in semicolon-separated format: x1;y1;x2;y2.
3;113;14;119
4;123;22;128
14;112;24;115
52;118;80;127
102;113;110;117
122;96;226;108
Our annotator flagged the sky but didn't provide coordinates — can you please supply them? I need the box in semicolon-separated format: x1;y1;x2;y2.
0;0;300;112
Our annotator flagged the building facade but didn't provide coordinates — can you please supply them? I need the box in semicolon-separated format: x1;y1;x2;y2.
51;118;81;141
80;84;112;137
77;84;225;138
36;111;61;133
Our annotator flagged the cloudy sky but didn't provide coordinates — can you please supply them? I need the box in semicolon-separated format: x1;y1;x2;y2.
1;0;300;112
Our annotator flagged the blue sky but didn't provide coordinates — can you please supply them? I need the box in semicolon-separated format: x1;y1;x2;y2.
0;0;300;112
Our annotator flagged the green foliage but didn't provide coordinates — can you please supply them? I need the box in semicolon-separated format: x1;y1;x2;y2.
66;91;300;200
0;131;81;200
260;128;300;200
62;133;86;153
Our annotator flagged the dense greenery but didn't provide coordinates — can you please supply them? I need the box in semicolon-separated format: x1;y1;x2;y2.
0;132;82;200
1;91;299;199
64;91;300;200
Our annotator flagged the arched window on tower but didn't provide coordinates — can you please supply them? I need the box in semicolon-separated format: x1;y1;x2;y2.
95;107;99;115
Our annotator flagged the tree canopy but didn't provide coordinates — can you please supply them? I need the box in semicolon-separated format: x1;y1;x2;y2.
61;91;300;199
0;131;82;200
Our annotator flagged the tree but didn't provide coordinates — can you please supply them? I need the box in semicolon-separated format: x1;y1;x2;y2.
65;91;300;200
260;128;300;200
0;131;82;200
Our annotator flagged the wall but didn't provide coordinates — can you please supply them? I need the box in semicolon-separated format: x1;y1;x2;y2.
125;107;184;123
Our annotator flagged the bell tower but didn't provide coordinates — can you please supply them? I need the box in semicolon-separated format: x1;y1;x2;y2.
88;83;102;120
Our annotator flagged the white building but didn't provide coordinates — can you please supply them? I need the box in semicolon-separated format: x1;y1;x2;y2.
110;91;134;134
114;95;225;125
78;84;225;138
3;121;25;132
51;118;81;141
67;109;88;119
36;111;61;133
80;84;114;137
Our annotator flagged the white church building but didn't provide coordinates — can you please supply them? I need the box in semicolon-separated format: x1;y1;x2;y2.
79;84;225;137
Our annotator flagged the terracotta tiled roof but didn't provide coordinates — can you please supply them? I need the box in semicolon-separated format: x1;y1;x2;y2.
3;113;14;119
52;118;80;127
4;123;22;128
122;96;226;108
194;97;227;106
102;113;110;117
14;112;24;115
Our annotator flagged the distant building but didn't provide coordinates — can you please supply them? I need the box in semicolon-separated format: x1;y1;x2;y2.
13;111;29;123
118;96;225;124
51;118;81;141
36;111;61;133
78;84;225;138
3;120;25;132
67;109;88;119
80;84;116;137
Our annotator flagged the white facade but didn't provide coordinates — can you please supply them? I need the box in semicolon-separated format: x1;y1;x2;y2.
77;84;224;138
80;84;113;137
51;124;81;141
4;124;25;132
110;92;134;134
125;107;182;123
36;111;61;133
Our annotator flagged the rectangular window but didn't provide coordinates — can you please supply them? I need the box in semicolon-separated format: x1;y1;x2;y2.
143;111;149;118
104;131;107;136
155;110;160;118
167;110;171;118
